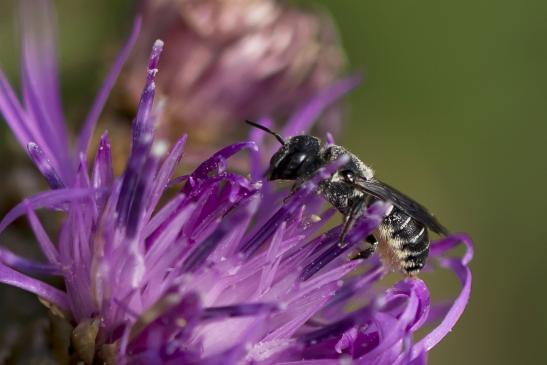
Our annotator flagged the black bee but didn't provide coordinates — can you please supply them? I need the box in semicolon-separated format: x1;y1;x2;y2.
246;120;448;275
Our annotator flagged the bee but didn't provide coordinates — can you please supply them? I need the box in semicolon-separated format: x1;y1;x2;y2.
246;120;448;275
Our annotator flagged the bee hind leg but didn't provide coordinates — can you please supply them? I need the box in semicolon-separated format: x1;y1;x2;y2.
349;235;378;260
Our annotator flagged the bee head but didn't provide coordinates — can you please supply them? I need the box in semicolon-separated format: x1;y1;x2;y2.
268;135;322;181
244;121;323;181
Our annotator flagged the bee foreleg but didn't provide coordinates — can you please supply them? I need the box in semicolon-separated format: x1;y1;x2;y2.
337;195;366;248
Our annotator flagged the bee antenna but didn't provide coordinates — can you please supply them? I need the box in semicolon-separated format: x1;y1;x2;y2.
245;120;286;146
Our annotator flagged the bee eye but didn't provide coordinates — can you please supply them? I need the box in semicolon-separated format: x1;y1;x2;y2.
340;169;355;183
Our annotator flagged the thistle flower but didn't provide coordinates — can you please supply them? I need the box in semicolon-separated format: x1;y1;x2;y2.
120;0;347;145
0;1;472;364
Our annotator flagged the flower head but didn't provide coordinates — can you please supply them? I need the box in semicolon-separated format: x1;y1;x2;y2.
0;1;472;364
120;0;347;145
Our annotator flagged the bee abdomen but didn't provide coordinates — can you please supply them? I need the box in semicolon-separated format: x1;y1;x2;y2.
383;208;430;275
401;235;429;275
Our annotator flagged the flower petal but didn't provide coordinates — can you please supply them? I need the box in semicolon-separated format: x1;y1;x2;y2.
144;134;187;220
411;234;473;359
117;40;164;237
190;142;258;182
0;188;96;234
24;202;60;265
0;246;59;276
27;142;65;189
201;302;279;320
92;131;114;190
0;261;68;310
181;206;250;273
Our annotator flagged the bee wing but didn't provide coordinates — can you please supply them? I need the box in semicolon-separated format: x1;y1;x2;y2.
352;177;449;235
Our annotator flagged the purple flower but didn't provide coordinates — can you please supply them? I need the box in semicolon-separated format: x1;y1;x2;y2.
0;1;473;364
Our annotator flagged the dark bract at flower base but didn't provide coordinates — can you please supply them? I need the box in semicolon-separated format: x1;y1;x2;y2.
0;1;473;364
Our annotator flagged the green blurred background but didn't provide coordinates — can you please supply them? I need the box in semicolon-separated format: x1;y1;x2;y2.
1;0;546;364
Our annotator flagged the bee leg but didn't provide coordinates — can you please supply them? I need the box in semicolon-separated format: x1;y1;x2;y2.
337;215;354;248
337;196;366;248
349;247;376;260
349;235;378;260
